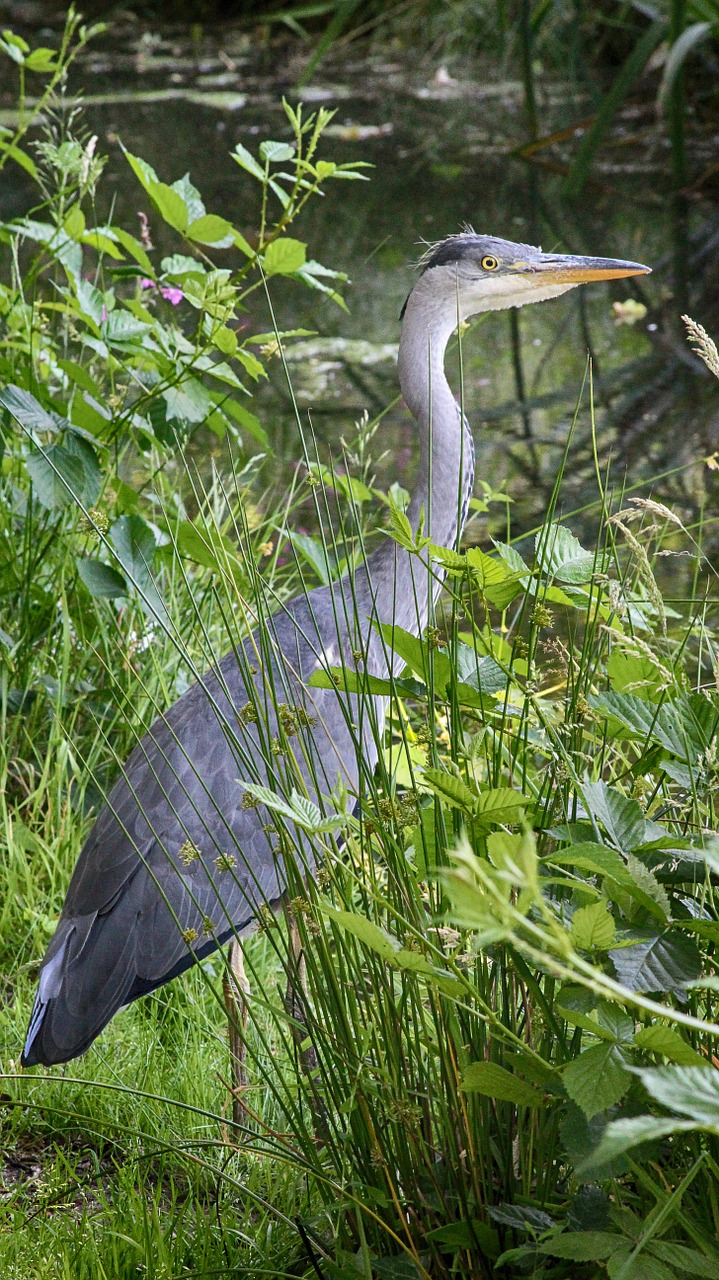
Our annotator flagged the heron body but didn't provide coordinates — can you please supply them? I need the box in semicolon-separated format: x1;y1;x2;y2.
22;233;649;1067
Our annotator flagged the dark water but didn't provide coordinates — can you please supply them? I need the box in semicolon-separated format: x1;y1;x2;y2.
4;20;719;561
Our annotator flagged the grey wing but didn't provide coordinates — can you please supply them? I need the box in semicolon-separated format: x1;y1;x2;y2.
22;589;376;1067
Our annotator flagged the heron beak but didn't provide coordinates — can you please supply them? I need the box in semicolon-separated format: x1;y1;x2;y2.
520;253;651;284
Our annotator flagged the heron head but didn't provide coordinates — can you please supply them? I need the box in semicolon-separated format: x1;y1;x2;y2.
411;232;651;319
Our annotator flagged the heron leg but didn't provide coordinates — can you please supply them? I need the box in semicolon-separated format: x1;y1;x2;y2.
223;937;250;1127
284;913;328;1140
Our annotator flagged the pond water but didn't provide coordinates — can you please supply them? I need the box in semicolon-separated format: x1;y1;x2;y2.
4;18;719;566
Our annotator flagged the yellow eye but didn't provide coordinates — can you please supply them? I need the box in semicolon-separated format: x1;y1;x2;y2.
481;255;499;271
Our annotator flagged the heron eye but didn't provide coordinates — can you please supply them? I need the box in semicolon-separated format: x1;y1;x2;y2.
481;255;499;271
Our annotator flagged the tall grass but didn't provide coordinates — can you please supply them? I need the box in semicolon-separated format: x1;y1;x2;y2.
2;15;719;1280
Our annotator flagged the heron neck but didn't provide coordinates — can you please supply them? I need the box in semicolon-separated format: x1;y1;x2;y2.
357;288;474;661
398;289;474;549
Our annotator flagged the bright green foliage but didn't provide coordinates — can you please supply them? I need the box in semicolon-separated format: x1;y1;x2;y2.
2;14;719;1280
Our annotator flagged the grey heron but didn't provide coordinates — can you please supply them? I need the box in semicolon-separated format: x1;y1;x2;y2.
22;232;650;1069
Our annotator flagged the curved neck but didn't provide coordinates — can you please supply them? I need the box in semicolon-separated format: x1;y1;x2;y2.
398;284;474;549
356;280;474;664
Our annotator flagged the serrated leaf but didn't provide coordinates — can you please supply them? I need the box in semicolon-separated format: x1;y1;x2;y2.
474;786;529;825
544;842;633;885
289;788;343;833
163;377;213;424
461;1061;542;1106
186;214;234;246
562;1043;631;1118
607;650;667;696
571;901;616;951
76;558;127;599
577;1115;692;1175
537;1233;624;1262
260;140;295;162
588;690;717;765
0;384;59;433
26;444;85;509
239;782;298;823
110;514;166;623
632;1024;706;1066
625;853;670;920
422;768;477;813
648;1240;719;1278
263;237;306;276
607;1251;674;1280
308;666;399;697
466;546;523;609
639;1065;719;1126
537;523;595;585
103;310;150;343
582;779;647;851
231;142;265;181
610;931;701;996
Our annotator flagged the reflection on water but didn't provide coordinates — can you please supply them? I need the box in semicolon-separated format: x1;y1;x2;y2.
3;20;718;565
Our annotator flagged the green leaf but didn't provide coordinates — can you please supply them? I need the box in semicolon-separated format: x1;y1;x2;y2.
647;1240;719;1278
606;1252;674;1280
582;779;647;851
231;142;265;182
324;908;398;962
639;1065;719;1127
122;148;189;232
610;931;701;996
217;395;267;446
562;1043;631;1118
263;237;307;276
259;140;295;163
0;384;59;434
624;854;670;921
170;173;204;223
461;1061;542;1107
588;691;717;765
62;203;86;240
111;227;154;275
110;514;166;623
286;531;334;584
163;377;213;424
466;546;523;609
537;523;595;585
57;359;103;399
186;214;235;246
571;901;616;951
607;650;667;697
76;558;127;599
26;444;85;509
24;46;59;72
0;135;38;178
421;768;477;813
537;1233;624;1262
173;521;244;584
474;787;528;826
307;667;399;697
543;842;633;885
103;310;150;343
110;514;156;579
578;1115;695;1174
632;1025;706;1067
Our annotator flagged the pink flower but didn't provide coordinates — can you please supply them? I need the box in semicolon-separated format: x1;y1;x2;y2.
160;286;183;305
101;307;108;322
140;277;155;290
